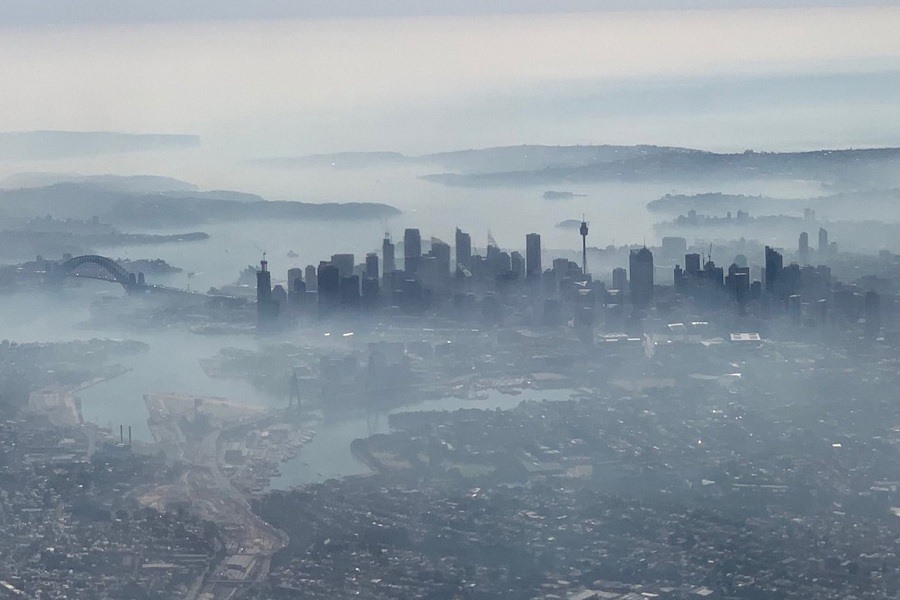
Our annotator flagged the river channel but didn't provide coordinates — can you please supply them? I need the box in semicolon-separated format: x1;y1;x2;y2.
271;388;575;488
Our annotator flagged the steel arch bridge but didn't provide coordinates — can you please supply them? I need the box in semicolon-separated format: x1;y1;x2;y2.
49;254;141;292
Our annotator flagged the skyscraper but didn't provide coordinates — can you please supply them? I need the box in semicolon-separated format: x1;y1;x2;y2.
339;275;361;308
361;275;379;308
818;227;828;256
365;253;379;279
404;228;421;274
629;247;654;309
288;267;305;305
287;267;303;293
431;238;451;279
304;264;317;292
684;253;701;274
799;231;809;264
419;238;452;291
525;233;542;280
612;267;628;290
382;233;395;275
257;257;271;306
317;262;340;314
726;263;751;310
256;256;277;324
330;253;355;279
765;246;783;295
579;218;589;276
510;251;525;278
455;228;472;272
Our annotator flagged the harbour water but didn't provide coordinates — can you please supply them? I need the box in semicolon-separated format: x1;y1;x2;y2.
271;388;576;489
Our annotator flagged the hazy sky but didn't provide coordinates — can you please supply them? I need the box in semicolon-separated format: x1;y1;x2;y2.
0;4;898;162
1;1;896;26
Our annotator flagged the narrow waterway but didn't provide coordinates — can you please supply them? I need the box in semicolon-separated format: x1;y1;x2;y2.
271;388;575;488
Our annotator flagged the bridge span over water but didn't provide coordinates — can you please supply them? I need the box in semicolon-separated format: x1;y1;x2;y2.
42;254;236;300
48;254;143;292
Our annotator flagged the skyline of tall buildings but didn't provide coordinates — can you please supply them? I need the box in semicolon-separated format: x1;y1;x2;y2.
255;221;861;330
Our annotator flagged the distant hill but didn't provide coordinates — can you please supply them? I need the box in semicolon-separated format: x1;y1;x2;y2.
422;146;900;187
251;145;676;173
425;147;900;187
0;182;400;228
423;144;679;174
647;189;900;219
253;144;900;189
0;131;200;160
1;172;199;193
172;189;265;203
251;152;410;169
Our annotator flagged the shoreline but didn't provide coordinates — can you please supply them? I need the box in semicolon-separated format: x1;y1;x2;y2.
28;365;131;428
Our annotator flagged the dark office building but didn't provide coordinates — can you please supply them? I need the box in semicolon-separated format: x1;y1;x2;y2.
765;246;784;295
339;275;361;309
455;228;472;272
525;233;542;280
799;231;809;264
612;267;628;290
510;251;525;279
818;227;828;256
629;247;654;309
673;264;685;289
287;267;302;288
703;260;724;287
419;256;438;290
361;276;379;308
677;254;724;292
272;284;287;308
304;264;317;292
382;234;395;276
331;253;355;279
256;258;277;324
684;253;701;274
365;253;379;280
394;276;426;312
257;258;272;306
782;263;801;299
486;244;511;276
404;228;422;274
288;267;305;306
726;263;751;307
430;238;451;279
317;262;340;315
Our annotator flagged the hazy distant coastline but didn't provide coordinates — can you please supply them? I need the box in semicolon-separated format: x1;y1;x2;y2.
0;173;199;193
647;189;900;216
252;144;900;191
420;146;900;188
0;180;400;228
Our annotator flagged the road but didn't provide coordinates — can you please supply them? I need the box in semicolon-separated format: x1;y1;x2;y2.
140;394;287;600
